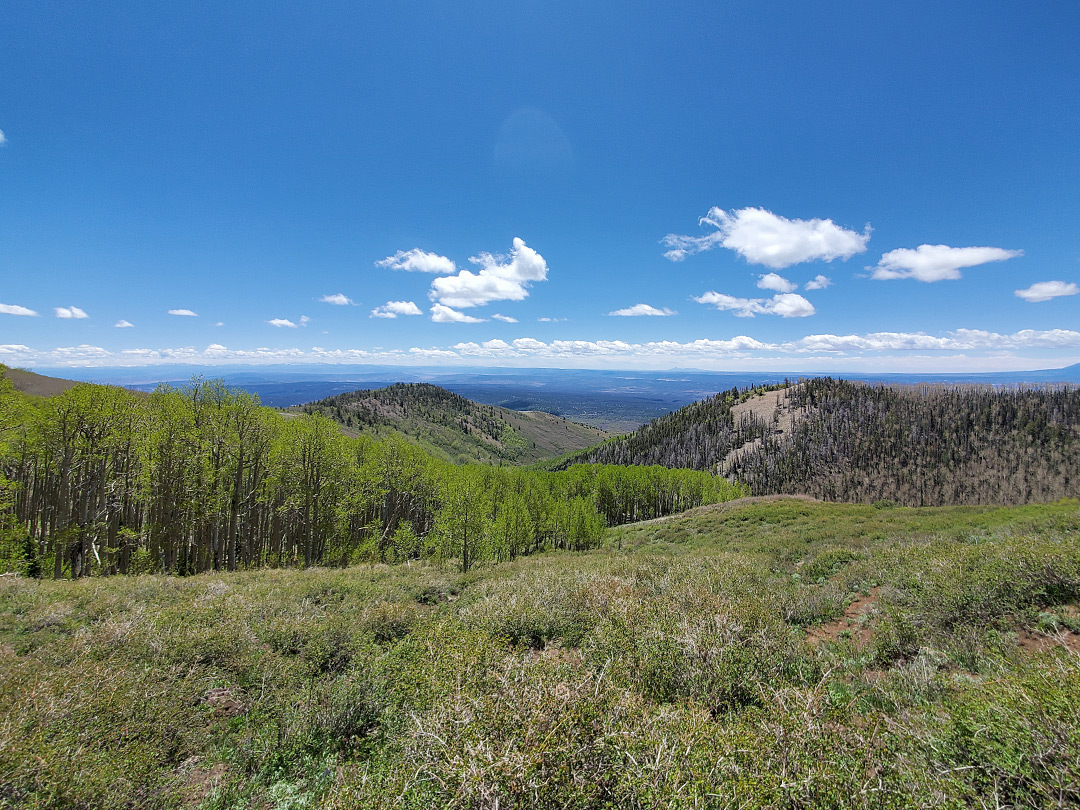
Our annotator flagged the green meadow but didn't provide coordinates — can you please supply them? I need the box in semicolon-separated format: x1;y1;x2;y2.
3;498;1079;808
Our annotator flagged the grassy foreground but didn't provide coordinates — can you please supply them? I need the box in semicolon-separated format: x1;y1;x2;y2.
2;498;1080;808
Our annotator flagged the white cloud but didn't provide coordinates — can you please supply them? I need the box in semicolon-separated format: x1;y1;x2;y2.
300;315;310;326
694;291;815;318
871;244;1022;282
804;274;832;291
1015;281;1079;303
114;319;134;328
537;316;567;323
320;293;353;306
268;318;298;328
169;309;198;317
55;306;89;319
608;303;677;317
0;303;38;316
429;238;548;308
376;248;456;274
371;300;423;319
664;207;871;268
0;130;6;146
492;313;518;323
430;304;485;323
768;293;817;318
3;326;1079;370
215;321;225;327
756;273;797;293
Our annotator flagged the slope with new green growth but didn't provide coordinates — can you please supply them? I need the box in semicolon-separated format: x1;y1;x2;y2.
295;382;609;465
2;498;1079;808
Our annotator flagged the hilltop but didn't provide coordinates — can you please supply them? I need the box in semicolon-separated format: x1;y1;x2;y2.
295;382;609;465
563;377;1080;507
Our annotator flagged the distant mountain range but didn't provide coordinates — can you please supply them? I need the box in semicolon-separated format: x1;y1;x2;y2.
35;362;1080;431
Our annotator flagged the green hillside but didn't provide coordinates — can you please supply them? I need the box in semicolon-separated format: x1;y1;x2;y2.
295;382;609;464
2;498;1079;808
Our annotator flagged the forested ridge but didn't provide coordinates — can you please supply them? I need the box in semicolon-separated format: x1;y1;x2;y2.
297;382;606;464
568;376;1080;507
0;370;744;578
555;383;788;470
731;377;1080;505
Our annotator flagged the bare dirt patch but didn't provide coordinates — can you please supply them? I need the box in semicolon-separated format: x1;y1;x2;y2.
807;587;882;647
721;386;802;471
1017;627;1080;655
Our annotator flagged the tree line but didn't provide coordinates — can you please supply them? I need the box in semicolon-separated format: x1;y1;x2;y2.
0;373;745;577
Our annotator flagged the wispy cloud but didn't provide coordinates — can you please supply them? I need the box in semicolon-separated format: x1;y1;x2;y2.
804;274;832;291
695;291;815;318
491;313;518;323
371;300;423;319
1015;280;1078;302
608;303;676;317
537;316;568;323
55;306;89;319
114;319;134;328
376;248;456;274
0;129;6;146
664;207;870;268
429;238;548;308
0;303;38;316
169;309;198;317
871;244;1022;282
320;293;353;305
431;304;485;323
267;318;298;328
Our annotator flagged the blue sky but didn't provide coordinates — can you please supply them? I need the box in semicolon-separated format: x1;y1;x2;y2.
2;1;1079;373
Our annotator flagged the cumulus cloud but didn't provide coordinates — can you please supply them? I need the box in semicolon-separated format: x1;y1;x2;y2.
492;313;518;323
320;293;353;305
756;273;797;293
429;238;548;308
664;207;871;268
114;320;134;328
376;248;456;274
804;274;832;291
608;303;676;317
55;306;88;319
268;318;298;328
871;244;1022;282
371;300;423;319
1015;281;1079;303
430;304;485;323
694;291;815;318
0;303;38;316
169;309;198;317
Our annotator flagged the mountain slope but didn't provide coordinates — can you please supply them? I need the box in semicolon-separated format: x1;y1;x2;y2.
0;365;81;398
296;382;608;464
561;377;1080;507
554;383;791;471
